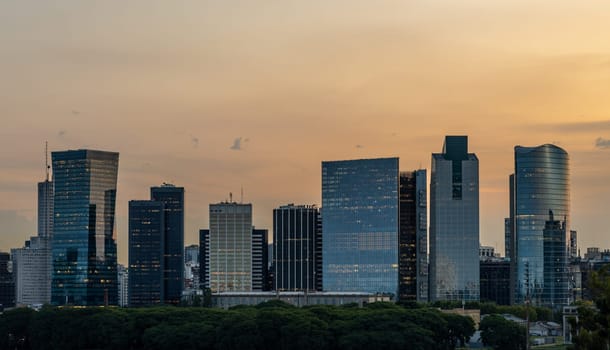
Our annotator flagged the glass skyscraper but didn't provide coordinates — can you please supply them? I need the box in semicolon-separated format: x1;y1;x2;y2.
150;184;185;305
322;158;399;295
429;136;480;301
51;149;119;306
510;144;570;307
128;200;164;306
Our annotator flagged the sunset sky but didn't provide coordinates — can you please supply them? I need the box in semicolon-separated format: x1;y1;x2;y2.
1;1;610;264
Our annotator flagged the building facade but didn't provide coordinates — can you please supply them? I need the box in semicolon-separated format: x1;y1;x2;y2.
252;228;269;291
199;229;209;289
273;204;322;292
51;149;119;306
322;158;399;295
151;184;184;305
38;179;53;239
398;170;428;302
510;144;570;308
117;264;128;307
430;136;480;301
11;237;51;306
480;258;511;305
128;200;164;306
0;252;14;308
209;203;253;292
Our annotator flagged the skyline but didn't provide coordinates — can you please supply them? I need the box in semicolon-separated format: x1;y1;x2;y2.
2;1;610;265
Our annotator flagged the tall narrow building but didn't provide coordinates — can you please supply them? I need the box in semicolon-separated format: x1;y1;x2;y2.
322;158;399;295
128;200;165;306
151;184;184;305
252;228;269;291
273;204;322;292
430;136;480;301
51;149;119;306
399;170;428;302
511;144;570;308
199;229;209;290
209;202;253;292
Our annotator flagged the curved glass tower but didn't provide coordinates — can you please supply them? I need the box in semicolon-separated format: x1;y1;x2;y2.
512;144;569;307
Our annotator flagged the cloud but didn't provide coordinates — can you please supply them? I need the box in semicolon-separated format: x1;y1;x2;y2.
230;137;242;151
595;137;610;149
191;136;199;148
535;120;610;133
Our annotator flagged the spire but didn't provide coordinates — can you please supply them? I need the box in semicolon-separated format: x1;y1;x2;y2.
45;141;50;181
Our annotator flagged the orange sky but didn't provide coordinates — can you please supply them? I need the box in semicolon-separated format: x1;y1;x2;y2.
1;1;610;264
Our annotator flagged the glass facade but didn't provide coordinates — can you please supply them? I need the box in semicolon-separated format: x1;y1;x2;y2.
37;180;54;239
151;184;184;305
209;203;253;292
512;144;570;307
430;136;480;301
273;205;321;292
51;150;119;306
128;200;164;306
322;158;399;295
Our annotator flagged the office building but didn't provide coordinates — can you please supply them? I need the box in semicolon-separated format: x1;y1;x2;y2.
0;252;14;308
322;158;399;295
430;136;480;301
543;211;568;307
209;202;253;292
151;184;184;305
51;149;119;306
185;245;199;265
480;257;511;306
128;200;164;306
273;204;322;292
398;170;428;302
199;229;209;289
11;237;51;306
117;264;128;307
252;228;269;291
510;144;570;308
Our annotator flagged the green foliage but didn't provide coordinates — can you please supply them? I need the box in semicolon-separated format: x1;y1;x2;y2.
0;302;477;350
570;266;610;350
480;314;527;350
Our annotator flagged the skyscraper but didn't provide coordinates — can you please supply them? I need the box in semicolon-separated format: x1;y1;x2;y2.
128;200;164;306
51;149;119;306
0;252;14;308
38;143;53;239
252;228;269;291
322;158;399;295
399;170;428;302
199;229;209;290
151;184;184;305
209;202;253;292
430;136;480;302
273;204;322;292
510;144;570;307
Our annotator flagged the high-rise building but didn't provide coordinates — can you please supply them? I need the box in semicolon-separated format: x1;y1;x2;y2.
430;136;480;302
209;202;253;292
480;257;511;306
0;252;15;308
151;184;184;305
128;200;164;306
11;237;51;306
199;229;209;290
569;230;578;260
252;228;269;291
185;245;199;265
398;170;428;302
273;204;322;292
510;144;570;308
117;264;128;307
543;211;568;307
38;180;53;239
322;158;399;295
51;149;119;306
504;218;511;259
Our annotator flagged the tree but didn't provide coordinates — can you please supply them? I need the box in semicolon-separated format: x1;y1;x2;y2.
570;265;610;350
480;314;527;350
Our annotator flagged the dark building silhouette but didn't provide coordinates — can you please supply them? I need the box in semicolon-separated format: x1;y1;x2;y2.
399;170;428;302
542;210;568;307
273;205;322;292
151;184;184;305
199;229;209;290
51;149;119;306
252;228;269;291
0;253;15;308
480;258;511;305
128;200;164;306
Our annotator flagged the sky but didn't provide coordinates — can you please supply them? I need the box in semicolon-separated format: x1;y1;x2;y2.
1;1;610;265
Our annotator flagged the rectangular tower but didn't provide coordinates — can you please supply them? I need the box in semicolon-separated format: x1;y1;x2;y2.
51;149;119;306
151;184;184;305
209;202;253;292
399;170;428;302
430;136;480;302
252;228;269;291
322;158;399;295
128;200;165;306
199;229;209;290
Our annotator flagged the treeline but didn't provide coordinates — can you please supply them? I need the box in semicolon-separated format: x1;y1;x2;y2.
414;300;553;322
0;301;475;350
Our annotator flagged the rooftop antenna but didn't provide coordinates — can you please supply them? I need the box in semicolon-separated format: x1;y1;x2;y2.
229;192;233;203
45;141;50;181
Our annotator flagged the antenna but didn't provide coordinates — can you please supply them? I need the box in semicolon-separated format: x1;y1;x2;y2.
45;141;50;181
229;192;233;203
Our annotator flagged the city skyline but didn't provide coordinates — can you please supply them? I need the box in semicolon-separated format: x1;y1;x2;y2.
2;2;610;266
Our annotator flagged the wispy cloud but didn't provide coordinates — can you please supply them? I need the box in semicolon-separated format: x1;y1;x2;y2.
595;137;610;149
535;120;610;133
230;137;242;151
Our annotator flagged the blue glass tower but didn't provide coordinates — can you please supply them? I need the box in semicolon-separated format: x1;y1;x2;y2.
51;149;119;306
511;144;570;307
322;158;399;295
151;184;184;305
